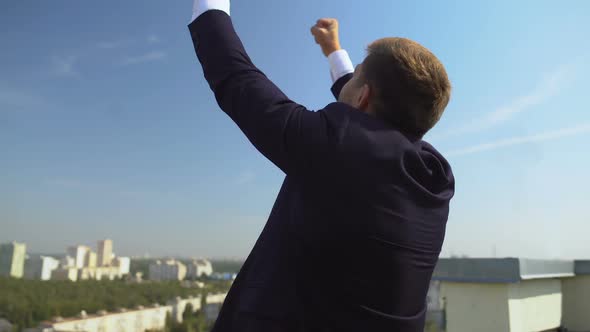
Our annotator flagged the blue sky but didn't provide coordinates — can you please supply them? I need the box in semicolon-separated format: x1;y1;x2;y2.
1;1;589;259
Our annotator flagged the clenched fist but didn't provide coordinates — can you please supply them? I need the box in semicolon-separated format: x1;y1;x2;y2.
311;18;341;57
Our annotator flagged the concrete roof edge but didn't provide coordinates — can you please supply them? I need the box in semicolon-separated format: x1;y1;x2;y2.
574;260;590;275
433;258;578;283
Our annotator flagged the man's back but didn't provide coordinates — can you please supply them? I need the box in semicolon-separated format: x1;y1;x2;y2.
209;103;453;331
188;4;454;332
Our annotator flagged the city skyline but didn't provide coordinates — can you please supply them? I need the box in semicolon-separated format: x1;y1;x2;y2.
2;238;224;261
0;238;132;282
1;1;590;259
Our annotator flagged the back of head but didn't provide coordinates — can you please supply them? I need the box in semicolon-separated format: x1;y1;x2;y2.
362;38;451;138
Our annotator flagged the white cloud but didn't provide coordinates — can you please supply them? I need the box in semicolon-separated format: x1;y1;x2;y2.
120;51;166;66
147;34;160;44
447;123;590;157
478;66;571;126
51;55;78;76
434;64;574;139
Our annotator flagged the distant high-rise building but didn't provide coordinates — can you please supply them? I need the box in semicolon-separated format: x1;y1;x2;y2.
67;245;90;269
0;242;27;278
61;255;75;268
114;257;131;275
24;255;60;280
85;251;97;268
97;239;113;267
53;239;129;282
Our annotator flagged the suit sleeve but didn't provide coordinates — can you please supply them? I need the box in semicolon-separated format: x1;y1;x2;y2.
189;10;337;175
331;73;353;100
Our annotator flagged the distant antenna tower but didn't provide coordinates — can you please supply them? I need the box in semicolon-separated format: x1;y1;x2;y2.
492;245;497;258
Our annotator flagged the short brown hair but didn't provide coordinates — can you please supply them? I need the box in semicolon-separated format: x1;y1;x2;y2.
361;37;451;137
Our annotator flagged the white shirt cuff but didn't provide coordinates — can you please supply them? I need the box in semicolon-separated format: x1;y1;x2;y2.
191;0;231;22
328;49;354;83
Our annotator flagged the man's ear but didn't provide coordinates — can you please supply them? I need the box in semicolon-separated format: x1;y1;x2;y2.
356;83;371;112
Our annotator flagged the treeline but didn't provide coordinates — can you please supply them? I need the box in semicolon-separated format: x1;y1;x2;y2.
0;277;206;331
209;260;243;274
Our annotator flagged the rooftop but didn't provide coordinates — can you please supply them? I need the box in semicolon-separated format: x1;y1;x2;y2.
432;258;575;283
574;260;590;275
39;304;167;326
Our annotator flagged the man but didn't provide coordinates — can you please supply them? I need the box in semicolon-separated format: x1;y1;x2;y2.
188;1;454;331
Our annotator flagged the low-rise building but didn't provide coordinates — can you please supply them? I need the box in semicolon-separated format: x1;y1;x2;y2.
149;260;187;281
79;266;121;281
34;306;169;332
210;272;237;281
431;258;573;332
127;272;144;284
562;260;590;331
167;296;202;322
187;258;213;279
26;297;202;332
205;293;228;322
0;319;13;332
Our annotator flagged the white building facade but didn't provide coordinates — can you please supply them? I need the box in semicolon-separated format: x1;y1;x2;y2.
0;242;27;278
86;251;97;268
114;257;131;275
61;256;75;268
149;260;187;281
562;260;590;331
52;240;129;282
205;293;228;322
187;259;213;279
67;245;91;269
29;296;201;332
430;258;577;332
25;256;60;280
0;319;13;332
97;239;113;267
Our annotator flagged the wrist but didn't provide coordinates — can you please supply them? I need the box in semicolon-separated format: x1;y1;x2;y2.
323;43;342;57
327;49;354;83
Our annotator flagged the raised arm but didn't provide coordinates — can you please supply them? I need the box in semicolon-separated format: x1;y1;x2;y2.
311;18;355;99
188;1;342;176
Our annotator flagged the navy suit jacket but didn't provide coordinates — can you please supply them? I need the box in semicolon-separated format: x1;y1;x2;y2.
189;10;454;332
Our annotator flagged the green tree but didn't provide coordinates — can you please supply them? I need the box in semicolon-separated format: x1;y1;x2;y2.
182;303;194;321
0;277;224;330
